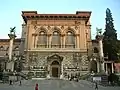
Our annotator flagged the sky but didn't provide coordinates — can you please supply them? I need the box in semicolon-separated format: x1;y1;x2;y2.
0;0;119;39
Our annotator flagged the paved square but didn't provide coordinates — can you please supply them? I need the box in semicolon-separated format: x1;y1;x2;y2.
0;79;120;90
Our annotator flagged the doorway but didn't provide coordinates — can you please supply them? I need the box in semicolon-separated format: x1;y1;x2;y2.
51;61;60;77
52;67;58;77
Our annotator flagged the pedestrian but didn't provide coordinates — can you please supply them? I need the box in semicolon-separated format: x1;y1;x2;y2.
35;83;38;90
9;80;12;85
19;80;21;86
95;82;98;90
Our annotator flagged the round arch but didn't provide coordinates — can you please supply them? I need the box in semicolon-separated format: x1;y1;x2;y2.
51;26;62;34
63;27;76;35
35;26;48;34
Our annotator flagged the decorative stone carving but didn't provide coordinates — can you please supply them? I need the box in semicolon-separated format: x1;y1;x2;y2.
34;25;37;30
75;21;81;24
75;26;78;30
47;26;51;30
40;26;45;30
61;26;64;29
31;21;37;24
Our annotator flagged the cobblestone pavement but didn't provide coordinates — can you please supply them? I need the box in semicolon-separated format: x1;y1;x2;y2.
0;79;120;90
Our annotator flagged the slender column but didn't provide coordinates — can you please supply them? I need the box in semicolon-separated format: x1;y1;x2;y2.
63;35;65;48
60;35;63;48
7;28;16;72
105;63;108;74
76;34;79;48
60;61;64;79
35;35;38;48
8;38;14;61
34;35;37;48
48;34;52;48
97;61;100;73
99;39;105;72
112;63;114;73
47;35;49;48
32;35;35;48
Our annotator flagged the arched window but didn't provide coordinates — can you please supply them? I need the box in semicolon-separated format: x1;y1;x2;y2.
51;31;61;48
37;31;47;48
65;31;75;48
94;47;99;53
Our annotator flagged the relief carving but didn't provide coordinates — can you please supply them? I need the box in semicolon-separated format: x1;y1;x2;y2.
61;26;64;29
31;21;37;24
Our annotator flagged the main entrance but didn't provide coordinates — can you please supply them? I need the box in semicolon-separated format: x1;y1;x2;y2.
51;61;60;77
47;54;63;78
52;67;58;77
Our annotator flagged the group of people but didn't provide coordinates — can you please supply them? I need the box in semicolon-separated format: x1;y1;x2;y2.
9;80;21;86
67;74;79;82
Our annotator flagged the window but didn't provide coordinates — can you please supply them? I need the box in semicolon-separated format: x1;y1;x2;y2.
52;31;60;45
65;31;75;48
37;31;47;48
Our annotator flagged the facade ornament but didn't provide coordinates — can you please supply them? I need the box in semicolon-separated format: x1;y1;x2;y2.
75;21;81;25
75;26;78;30
40;26;45;30
68;26;71;30
34;25;37;30
61;26;64;29
47;26;51;30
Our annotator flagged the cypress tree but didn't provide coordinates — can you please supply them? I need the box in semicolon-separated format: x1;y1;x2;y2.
103;8;118;60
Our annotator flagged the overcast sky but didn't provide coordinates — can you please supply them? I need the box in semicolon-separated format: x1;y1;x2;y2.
0;0;119;39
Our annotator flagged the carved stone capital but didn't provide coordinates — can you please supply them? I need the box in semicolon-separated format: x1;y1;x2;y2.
61;26;64;29
32;33;37;36
47;26;51;30
61;34;65;37
75;34;80;36
47;34;52;36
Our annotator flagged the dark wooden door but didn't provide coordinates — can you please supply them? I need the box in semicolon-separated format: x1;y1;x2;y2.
52;67;58;77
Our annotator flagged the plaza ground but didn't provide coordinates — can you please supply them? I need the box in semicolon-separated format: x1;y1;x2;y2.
0;79;120;90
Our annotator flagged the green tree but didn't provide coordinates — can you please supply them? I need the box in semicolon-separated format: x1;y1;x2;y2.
103;8;118;60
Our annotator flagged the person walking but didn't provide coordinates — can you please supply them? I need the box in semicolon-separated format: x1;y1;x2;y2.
35;83;39;90
95;82;98;90
19;80;21;86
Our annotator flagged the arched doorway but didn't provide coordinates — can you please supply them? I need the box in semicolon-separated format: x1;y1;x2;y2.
90;60;97;73
51;61;60;77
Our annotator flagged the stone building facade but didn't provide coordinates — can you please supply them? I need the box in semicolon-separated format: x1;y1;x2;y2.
0;39;21;71
21;11;92;78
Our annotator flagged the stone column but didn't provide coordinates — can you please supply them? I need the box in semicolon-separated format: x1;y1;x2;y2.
76;34;79;48
7;29;16;72
47;64;50;79
105;63;108;74
47;35;49;48
99;38;105;72
48;34;52;48
60;35;63;48
63;35;65;48
60;61;64;79
97;61;100;73
111;63;114;73
96;34;105;73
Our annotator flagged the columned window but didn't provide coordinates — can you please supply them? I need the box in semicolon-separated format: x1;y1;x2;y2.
37;31;47;48
65;31;75;48
51;31;61;48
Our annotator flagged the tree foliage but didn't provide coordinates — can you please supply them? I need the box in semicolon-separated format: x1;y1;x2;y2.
103;8;118;60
